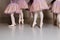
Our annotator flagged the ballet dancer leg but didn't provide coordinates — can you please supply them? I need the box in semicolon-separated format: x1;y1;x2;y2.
32;12;38;28
19;10;24;24
57;14;60;27
39;11;44;29
9;13;16;26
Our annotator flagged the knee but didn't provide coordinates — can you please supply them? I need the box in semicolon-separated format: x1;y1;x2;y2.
40;11;44;18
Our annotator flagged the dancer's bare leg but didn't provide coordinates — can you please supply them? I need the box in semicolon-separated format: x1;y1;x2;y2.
19;13;22;24
32;12;38;28
39;11;44;29
9;13;16;26
57;14;60;27
19;10;24;24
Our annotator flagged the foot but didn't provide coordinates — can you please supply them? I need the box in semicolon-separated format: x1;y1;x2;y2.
9;24;16;27
19;19;24;24
40;22;43;29
21;19;24;24
32;22;36;28
19;19;22;24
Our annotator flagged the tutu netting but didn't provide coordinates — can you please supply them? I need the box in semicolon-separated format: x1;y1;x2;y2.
4;3;21;14
30;0;49;12
17;0;28;9
4;0;28;14
52;0;60;14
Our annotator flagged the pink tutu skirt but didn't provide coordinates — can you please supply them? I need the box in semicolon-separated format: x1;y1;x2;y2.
4;3;21;14
17;0;28;9
52;1;60;14
30;0;49;12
